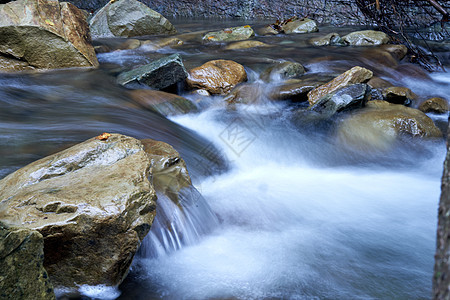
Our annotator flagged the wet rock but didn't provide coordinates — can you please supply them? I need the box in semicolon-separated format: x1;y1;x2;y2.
268;74;336;101
382;86;418;105
203;26;254;42
128;89;197;116
378;44;408;60
0;56;34;72
419;97;449;114
117;54;188;90
282;18;318;34
225;40;270;50
141;37;184;50
224;83;264;105
361;48;399;68
257;25;279;35
0;223;55;300
343;30;390;46
89;0;176;38
309;33;344;46
0;134;157;287
307;66;373;106
336;100;442;151
118;39;141;50
367;76;393;89
309;83;371;116
141;139;192;204
260;61;305;82
186;59;247;95
0;0;98;70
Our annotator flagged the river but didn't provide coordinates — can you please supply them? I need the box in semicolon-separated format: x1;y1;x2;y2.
1;19;449;299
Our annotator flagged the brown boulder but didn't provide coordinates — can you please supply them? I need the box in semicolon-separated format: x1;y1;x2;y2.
419;97;449;114
128;89;197;116
186;60;247;95
0;0;98;70
307;66;373;106
0;134;156;287
337;100;442;151
382;86;418;105
224;40;270;50
378;44;408;60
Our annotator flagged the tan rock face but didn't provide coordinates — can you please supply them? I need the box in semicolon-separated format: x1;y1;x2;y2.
337;100;442;151
0;134;156;287
282;18;318;34
419;97;449;114
186;60;247;95
128;89;197;116
0;0;98;70
382;86;418;105
203;26;254;42
224;40;270;50
141;139;192;204
378;44;408;60
307;66;373;106
343;30;390;46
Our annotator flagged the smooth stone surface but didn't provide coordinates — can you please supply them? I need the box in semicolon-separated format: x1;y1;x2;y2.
128;89;197;116
307;66;373;106
343;30;390;46
378;44;408;60
0;0;98;70
419;97;449;114
203;26;254;42
0;224;55;300
282;18;318;34
336;100;442;151
224;83;265;105
382;86;418;105
309;33;344;46
260;61;305;82
186;59;247;95
117;54;188;89
224;40;270;50
0;134;157;287
89;0;176;38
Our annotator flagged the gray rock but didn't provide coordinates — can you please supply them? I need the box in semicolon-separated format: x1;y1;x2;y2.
309;83;371;117
260;61;305;82
89;0;176;38
117;54;188;90
0;224;55;300
282;18;318;34
309;33;344;46
343;30;390;46
203;26;254;42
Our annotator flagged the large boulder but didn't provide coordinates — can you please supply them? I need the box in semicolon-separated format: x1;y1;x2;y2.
282;18;318;34
128;89;197;116
343;30;390;46
186;59;247;95
0;223;55;300
203;25;254;42
0;134;157;287
336;100;442;151
117;54;188;90
0;0;98;70
307;66;373;106
89;0;176;38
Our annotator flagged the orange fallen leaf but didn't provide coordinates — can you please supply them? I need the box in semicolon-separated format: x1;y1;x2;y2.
244;25;251;28
208;36;215;39
224;30;232;33
45;19;55;26
96;132;111;141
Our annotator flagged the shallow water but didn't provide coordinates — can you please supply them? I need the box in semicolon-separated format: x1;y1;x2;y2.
1;19;449;300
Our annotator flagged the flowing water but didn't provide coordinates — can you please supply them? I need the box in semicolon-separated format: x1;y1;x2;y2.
1;19;450;299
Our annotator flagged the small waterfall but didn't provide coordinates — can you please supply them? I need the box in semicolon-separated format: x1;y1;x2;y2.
138;186;219;258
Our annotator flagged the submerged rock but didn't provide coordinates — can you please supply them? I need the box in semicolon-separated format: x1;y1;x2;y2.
307;66;373;106
224;83;265;105
225;40;270;50
309;33;344;46
186;60;247;95
336;100;442;151
419;97;449;114
260;61;305;82
203;26;254;42
117;54;188;89
89;0;176;38
0;134;157;287
0;0;98;70
128;89;197;116
0;223;55;300
141;37;184;50
343;30;390;46
282;18;318;34
378;44;408;60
